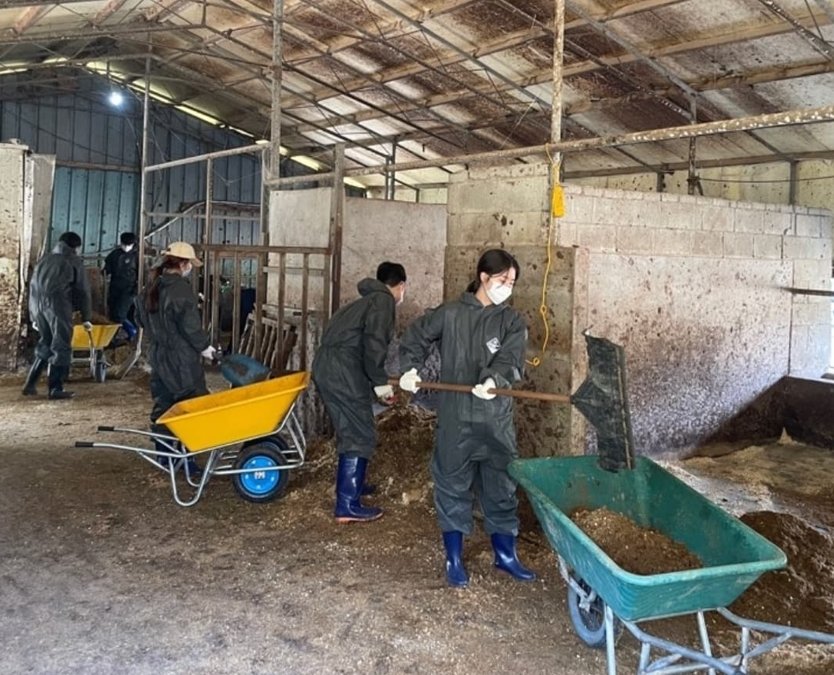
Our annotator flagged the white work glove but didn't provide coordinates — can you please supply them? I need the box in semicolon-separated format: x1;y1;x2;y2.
398;368;421;393
200;345;217;362
373;384;395;404
82;321;93;331
472;377;497;400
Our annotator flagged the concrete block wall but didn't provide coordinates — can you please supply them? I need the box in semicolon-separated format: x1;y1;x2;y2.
0;144;29;371
558;184;832;455
446;163;589;457
446;165;833;459
269;190;446;330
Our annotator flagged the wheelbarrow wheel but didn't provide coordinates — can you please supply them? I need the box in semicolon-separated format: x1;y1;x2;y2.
232;440;289;503
567;578;622;649
94;359;107;383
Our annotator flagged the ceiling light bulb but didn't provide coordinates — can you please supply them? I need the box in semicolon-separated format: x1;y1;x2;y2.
108;91;124;107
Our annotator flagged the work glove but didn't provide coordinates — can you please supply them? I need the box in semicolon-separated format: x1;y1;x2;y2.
472;377;497;400
200;345;217;362
82;321;93;331
373;384;395;405
398;368;421;393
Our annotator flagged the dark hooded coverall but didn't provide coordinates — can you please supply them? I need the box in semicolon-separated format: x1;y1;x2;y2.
312;278;395;460
29;240;92;369
103;246;138;324
399;292;527;536
137;274;211;424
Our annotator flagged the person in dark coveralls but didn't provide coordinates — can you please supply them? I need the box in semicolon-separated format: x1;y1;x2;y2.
398;249;536;587
312;262;407;523
22;231;92;400
103;232;139;341
137;242;215;474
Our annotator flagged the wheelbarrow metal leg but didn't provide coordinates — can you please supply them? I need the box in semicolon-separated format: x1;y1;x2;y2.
605;604;617;675
696;612;717;675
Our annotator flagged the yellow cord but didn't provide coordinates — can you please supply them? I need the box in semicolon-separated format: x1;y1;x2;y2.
526;148;561;368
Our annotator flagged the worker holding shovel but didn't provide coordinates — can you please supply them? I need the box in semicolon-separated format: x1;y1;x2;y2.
312;262;407;523
398;249;536;588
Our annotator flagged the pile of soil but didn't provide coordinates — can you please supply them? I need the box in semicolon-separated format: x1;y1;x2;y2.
285;401;437;510
730;511;834;632
571;507;702;575
374;402;435;498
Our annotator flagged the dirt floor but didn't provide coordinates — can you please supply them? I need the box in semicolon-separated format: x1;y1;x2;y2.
1;370;834;674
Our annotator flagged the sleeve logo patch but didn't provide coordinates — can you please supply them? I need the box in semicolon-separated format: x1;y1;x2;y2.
486;337;501;354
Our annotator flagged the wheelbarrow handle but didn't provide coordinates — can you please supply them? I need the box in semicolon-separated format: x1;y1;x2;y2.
387;378;570;403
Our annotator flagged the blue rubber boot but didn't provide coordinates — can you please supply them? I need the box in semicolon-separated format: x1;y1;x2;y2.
122;320;138;341
491;533;537;581
334;455;383;523
442;531;469;587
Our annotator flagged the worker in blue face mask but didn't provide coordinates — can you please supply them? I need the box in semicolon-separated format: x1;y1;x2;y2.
398;249;536;588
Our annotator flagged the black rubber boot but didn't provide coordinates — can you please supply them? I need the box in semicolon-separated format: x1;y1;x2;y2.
442;531;469;587
22;358;47;396
47;365;75;400
334;455;383;523
491;533;536;581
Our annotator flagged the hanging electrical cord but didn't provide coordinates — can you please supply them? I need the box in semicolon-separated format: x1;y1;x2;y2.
526;145;564;368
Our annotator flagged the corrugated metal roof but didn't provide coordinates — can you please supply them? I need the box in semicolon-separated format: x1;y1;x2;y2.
1;0;834;186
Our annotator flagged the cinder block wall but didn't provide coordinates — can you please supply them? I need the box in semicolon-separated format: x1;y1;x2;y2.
269;190;446;330
446;164;832;458
446;164;589;457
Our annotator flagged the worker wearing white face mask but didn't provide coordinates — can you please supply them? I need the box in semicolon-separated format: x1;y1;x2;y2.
398;249;535;588
312;261;407;523
136;242;211;475
103;232;139;341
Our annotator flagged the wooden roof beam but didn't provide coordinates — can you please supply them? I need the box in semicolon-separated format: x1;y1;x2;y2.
282;0;688;107
92;0;130;27
284;6;833;133
12;4;52;35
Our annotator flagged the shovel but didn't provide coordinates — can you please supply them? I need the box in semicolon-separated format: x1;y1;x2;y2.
390;333;635;471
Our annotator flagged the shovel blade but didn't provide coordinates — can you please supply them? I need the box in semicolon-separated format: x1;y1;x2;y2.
570;333;635;472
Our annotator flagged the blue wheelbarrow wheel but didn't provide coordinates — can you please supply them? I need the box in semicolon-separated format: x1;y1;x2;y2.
232;438;289;503
567;577;622;649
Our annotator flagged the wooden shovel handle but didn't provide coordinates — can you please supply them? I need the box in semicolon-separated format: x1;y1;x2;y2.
388;378;569;403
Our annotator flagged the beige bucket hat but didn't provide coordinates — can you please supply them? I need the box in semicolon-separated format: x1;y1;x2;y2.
161;241;203;266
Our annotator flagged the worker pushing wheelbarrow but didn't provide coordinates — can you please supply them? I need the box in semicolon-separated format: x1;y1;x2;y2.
76;364;310;507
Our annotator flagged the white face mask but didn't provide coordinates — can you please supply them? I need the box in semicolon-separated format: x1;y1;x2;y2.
183;262;193;277
122;244;134;252
486;281;512;305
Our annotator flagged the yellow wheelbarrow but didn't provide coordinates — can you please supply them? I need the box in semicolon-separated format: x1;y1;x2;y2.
71;324;121;383
75;371;309;507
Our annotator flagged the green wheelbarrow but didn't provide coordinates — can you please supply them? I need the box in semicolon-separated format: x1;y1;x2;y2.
509;334;834;675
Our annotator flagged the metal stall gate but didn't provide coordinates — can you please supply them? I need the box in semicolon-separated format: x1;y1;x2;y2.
140;145;335;432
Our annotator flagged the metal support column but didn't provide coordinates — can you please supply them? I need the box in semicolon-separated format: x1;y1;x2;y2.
137;52;151;290
329;144;346;316
789;160;799;205
270;0;284;180
203;158;214;333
